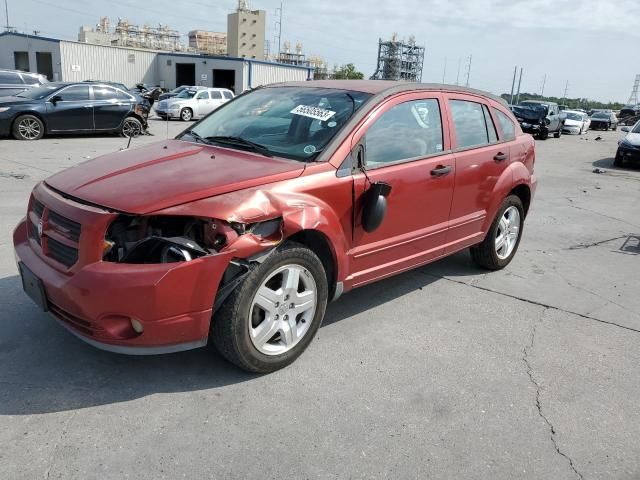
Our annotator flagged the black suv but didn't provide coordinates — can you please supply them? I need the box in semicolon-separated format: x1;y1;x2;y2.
0;69;48;97
512;100;564;140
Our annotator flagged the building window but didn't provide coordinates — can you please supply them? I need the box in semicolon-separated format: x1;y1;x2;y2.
14;51;29;71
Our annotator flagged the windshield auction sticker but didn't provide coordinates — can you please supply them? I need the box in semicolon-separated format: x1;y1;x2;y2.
291;105;336;121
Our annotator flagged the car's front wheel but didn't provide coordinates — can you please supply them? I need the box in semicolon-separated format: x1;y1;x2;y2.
470;195;524;270
180;108;193;121
212;242;328;373
13;114;44;140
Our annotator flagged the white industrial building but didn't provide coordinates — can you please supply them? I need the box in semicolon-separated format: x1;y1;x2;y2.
0;32;312;94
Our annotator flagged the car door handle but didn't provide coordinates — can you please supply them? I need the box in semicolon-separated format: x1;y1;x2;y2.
494;152;507;161
431;165;452;177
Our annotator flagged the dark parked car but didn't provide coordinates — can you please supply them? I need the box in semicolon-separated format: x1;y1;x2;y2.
589;111;618;130
614;122;640;167
158;85;192;101
0;69;48;97
13;80;537;372
512;100;563;139
0;82;148;140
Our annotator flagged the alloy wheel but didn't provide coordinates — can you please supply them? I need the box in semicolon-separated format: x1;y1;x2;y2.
249;264;317;356
18;118;41;140
495;206;521;260
122;119;142;138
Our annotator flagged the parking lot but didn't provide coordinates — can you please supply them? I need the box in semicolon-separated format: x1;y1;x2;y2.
1;122;639;479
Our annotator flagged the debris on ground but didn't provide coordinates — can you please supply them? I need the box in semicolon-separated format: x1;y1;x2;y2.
594;136;603;141
0;172;26;179
592;168;606;174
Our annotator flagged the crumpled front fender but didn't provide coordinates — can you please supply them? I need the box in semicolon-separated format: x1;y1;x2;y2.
153;188;350;282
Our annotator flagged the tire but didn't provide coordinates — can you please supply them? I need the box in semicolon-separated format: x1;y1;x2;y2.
538;130;549;140
470;195;525;271
614;150;623;167
120;116;143;138
554;129;561;138
180;108;193;121
613;124;617;131
12;114;44;140
212;242;329;373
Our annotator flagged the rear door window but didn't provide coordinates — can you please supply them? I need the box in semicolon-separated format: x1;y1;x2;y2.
211;91;223;100
196;91;210;100
223;91;233;99
449;100;490;149
493;109;516;141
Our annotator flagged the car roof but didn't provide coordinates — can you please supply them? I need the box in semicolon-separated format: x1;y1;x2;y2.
269;80;508;106
520;100;557;105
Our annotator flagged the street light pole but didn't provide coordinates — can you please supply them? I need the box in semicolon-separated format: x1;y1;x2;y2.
4;0;10;32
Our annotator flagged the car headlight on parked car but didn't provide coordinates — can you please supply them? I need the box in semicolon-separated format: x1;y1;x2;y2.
0;107;10;113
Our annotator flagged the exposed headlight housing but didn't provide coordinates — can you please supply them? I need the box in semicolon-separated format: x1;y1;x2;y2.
0;107;10;113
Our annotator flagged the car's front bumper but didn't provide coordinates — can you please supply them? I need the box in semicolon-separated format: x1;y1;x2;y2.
518;122;544;135
617;145;640;165
563;124;581;134
155;105;180;118
12;183;234;354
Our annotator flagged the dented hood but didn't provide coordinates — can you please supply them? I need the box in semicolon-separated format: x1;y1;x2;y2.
45;139;305;214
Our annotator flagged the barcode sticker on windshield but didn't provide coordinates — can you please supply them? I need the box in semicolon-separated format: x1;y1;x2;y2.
291;105;336;121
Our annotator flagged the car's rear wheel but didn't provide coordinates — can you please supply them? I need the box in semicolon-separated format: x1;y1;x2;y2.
120;117;143;138
13;114;44;140
538;130;548;140
180;108;193;121
212;242;328;373
471;195;524;270
554;128;562;138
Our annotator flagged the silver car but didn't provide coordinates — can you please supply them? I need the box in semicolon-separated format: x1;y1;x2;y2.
0;69;48;97
155;87;235;121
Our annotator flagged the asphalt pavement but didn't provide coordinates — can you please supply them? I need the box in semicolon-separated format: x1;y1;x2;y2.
0;121;639;479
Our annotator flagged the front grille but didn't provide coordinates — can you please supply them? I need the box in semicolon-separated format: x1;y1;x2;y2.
48;210;81;241
29;196;82;268
47;237;79;267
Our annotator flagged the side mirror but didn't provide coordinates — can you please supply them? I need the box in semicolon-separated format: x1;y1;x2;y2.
50;95;62;104
621;126;630;132
362;181;392;233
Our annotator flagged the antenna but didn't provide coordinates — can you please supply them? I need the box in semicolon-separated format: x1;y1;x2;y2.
442;57;447;84
509;66;517;105
563;80;569;100
540;74;546;97
515;67;523;104
4;0;11;32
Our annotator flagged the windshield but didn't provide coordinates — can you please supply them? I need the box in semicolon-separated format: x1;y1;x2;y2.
173;86;188;93
632;123;640;134
176;90;198;99
519;103;547;113
565;112;583;121
16;84;63;99
186;87;372;161
592;112;609;119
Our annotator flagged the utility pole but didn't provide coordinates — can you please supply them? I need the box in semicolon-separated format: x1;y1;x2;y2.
540;74;546;97
455;57;461;86
509;66;518;105
4;0;10;32
442;57;447;84
515;67;523;104
464;55;472;87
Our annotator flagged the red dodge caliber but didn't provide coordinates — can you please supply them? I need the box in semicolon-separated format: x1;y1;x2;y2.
13;81;536;372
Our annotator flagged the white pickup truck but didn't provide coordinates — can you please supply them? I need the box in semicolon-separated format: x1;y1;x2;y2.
155;87;235;121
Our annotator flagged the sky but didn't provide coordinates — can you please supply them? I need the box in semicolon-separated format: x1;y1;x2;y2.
6;0;640;103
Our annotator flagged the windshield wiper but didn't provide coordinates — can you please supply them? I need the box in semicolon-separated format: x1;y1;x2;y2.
205;136;274;157
183;130;208;144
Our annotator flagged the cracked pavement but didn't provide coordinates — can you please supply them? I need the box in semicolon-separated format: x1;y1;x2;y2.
1;124;639;478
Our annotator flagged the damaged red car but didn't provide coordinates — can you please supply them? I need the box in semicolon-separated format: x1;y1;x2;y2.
13;80;536;372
